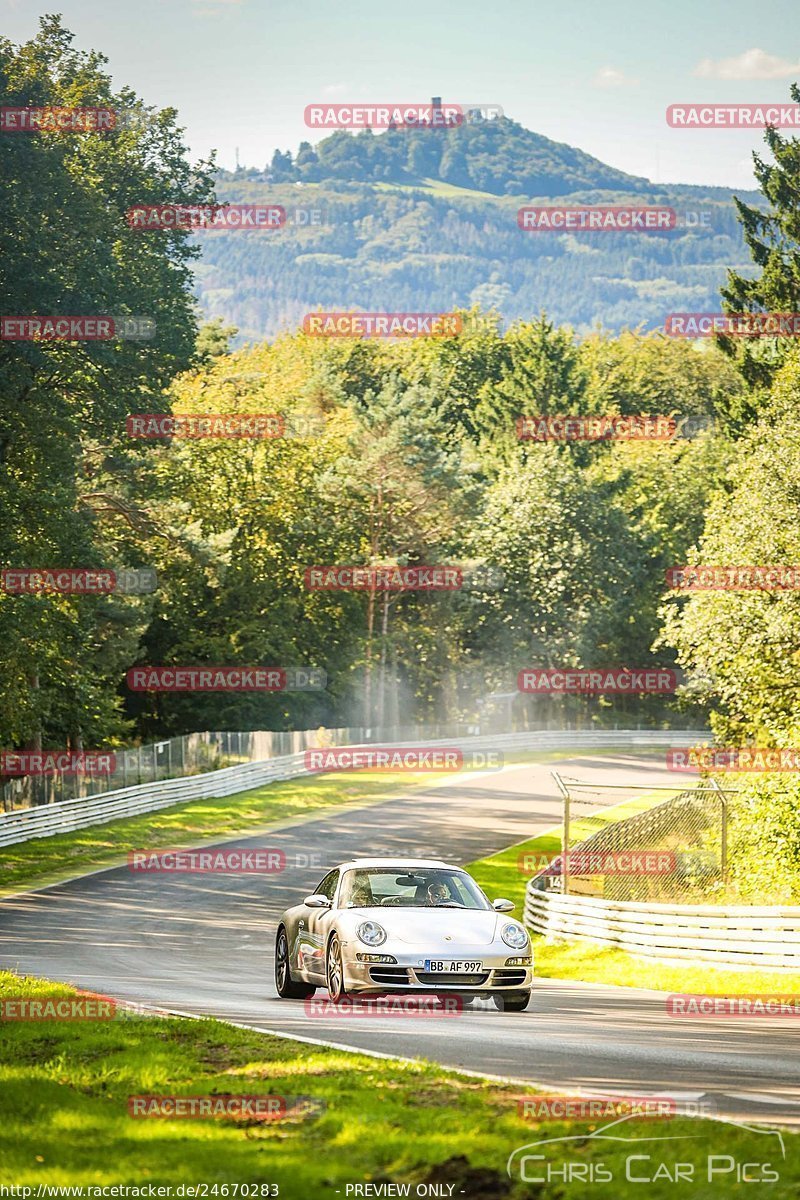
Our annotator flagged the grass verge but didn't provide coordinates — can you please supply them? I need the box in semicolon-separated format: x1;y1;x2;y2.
1;971;797;1198
532;936;800;996
466;794;800;996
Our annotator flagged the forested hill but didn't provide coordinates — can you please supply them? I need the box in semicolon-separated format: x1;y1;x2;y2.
266;115;654;197
196;115;763;343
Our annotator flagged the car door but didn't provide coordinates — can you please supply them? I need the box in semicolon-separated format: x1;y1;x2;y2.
301;868;339;981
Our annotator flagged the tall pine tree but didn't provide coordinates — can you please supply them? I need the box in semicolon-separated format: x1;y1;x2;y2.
720;83;800;392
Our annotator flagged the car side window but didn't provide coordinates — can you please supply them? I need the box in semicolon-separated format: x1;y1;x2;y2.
315;870;339;901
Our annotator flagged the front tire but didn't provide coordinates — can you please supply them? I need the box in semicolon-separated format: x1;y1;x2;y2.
494;990;531;1012
275;927;315;999
326;933;348;1002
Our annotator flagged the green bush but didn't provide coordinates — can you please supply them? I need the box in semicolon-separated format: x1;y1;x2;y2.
726;774;800;903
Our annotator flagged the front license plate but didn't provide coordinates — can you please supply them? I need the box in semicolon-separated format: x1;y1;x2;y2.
424;960;483;972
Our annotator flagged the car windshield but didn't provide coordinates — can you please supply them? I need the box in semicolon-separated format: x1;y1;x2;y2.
339;868;491;910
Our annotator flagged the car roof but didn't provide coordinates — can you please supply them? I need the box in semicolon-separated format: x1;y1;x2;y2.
337;858;456;870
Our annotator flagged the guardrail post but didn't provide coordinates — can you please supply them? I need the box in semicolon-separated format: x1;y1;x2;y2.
711;778;729;881
551;769;570;895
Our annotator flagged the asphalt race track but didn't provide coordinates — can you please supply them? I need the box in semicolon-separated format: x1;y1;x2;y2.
1;752;798;1124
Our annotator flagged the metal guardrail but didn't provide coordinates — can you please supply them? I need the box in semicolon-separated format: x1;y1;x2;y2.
0;724;480;814
524;888;800;970
0;727;704;848
1;731;268;811
0;753;312;848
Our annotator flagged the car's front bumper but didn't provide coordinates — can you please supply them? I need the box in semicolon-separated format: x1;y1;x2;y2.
341;946;533;993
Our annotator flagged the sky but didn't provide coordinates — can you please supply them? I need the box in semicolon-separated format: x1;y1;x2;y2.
3;0;800;187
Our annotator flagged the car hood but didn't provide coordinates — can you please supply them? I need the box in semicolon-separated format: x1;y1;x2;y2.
342;908;507;946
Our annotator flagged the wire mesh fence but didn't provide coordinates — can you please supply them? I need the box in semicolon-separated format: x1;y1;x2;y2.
0;732;264;811
532;773;734;902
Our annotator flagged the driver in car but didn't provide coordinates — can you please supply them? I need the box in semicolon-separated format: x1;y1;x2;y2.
426;880;451;905
343;878;372;907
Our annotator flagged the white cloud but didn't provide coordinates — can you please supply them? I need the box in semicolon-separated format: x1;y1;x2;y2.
592;66;639;89
321;84;350;98
694;48;800;80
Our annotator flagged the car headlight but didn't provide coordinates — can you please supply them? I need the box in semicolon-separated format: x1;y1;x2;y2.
501;922;529;950
356;920;387;946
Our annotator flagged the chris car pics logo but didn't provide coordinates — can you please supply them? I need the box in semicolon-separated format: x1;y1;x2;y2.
507;1112;785;1185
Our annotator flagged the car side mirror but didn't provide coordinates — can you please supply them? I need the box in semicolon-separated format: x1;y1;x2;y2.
492;898;515;912
304;894;331;908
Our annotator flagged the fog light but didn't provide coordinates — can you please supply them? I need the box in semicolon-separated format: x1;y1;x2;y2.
356;953;398;964
505;956;532;966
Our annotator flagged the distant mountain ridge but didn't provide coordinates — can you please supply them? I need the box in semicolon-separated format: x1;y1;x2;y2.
196;112;763;343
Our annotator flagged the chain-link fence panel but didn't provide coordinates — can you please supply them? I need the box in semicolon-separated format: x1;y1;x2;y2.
536;775;732;902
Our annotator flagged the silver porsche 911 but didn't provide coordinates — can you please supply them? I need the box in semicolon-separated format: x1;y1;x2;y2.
274;857;533;1011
